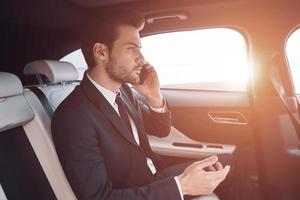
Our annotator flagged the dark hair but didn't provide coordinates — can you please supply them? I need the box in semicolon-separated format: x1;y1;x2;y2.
81;9;145;68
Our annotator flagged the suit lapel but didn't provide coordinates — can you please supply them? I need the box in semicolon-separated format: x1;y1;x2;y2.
80;74;138;146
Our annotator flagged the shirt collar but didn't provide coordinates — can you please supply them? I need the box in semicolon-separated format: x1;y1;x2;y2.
86;72;119;107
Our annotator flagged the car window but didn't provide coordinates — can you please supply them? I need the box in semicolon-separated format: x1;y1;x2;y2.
60;49;87;80
141;28;249;91
60;28;249;91
286;28;300;94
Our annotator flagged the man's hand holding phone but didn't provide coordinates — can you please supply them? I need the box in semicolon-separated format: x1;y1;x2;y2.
132;62;164;108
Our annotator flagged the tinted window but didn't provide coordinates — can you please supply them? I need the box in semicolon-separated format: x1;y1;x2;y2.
286;28;300;94
60;49;87;80
60;28;249;91
142;28;249;91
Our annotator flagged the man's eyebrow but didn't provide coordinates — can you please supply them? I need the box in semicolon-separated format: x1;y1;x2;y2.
125;42;142;48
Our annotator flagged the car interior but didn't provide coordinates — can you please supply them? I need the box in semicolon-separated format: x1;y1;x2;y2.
1;0;300;199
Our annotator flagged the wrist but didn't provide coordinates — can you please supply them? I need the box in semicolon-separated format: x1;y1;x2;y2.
147;94;163;108
178;173;188;195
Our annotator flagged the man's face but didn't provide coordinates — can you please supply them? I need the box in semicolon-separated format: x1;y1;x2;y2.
105;25;145;84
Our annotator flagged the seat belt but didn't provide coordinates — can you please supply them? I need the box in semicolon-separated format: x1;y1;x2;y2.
269;53;300;142
28;86;54;118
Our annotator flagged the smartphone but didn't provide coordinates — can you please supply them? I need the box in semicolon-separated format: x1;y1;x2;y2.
139;65;149;84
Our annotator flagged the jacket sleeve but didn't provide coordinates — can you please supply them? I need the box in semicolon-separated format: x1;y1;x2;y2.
139;100;171;137
51;108;180;200
123;84;172;138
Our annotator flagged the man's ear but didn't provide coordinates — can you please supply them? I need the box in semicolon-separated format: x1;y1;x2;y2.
93;42;109;61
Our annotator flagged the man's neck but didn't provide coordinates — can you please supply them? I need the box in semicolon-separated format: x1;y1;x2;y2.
88;68;121;93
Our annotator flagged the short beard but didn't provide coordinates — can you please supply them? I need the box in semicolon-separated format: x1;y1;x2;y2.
105;59;140;84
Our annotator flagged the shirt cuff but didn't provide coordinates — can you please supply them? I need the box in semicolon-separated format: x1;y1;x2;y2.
174;176;184;200
148;99;167;113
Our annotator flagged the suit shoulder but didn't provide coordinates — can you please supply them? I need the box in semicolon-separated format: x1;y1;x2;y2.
54;86;88;117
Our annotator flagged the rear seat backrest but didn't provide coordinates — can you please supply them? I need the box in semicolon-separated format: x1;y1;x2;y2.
0;72;33;131
0;72;52;199
0;72;76;199
24;60;79;112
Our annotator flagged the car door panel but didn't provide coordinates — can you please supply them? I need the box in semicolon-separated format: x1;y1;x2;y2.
148;87;258;188
148;89;254;152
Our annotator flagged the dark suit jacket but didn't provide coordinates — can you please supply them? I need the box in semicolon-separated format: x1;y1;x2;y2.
51;74;181;200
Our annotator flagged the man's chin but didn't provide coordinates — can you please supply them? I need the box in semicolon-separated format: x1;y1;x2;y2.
115;74;140;84
128;79;140;85
127;75;140;84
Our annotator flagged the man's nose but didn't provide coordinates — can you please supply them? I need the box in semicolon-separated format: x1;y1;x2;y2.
135;51;145;66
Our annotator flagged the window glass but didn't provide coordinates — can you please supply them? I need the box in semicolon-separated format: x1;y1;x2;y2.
141;28;249;91
60;49;87;80
286;28;300;94
60;28;249;91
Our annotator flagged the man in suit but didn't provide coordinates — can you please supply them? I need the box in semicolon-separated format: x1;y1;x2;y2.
52;10;230;200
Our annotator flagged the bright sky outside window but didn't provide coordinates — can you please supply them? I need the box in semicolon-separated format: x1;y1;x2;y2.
141;28;249;90
286;28;300;94
60;49;87;80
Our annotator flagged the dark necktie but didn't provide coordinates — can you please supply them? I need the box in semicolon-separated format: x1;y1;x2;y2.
115;93;133;135
116;93;154;166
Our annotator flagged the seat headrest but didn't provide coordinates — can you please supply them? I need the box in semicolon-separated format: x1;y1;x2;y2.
0;72;34;132
23;60;79;84
0;72;23;98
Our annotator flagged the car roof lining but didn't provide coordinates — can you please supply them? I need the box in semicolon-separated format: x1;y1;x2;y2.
1;0;300;81
1;0;241;29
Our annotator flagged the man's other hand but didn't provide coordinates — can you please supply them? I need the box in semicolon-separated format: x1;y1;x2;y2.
178;156;230;196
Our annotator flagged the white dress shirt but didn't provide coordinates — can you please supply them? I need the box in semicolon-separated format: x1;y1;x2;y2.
87;73;183;199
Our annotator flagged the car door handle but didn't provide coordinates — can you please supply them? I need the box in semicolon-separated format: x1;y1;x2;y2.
208;112;248;125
